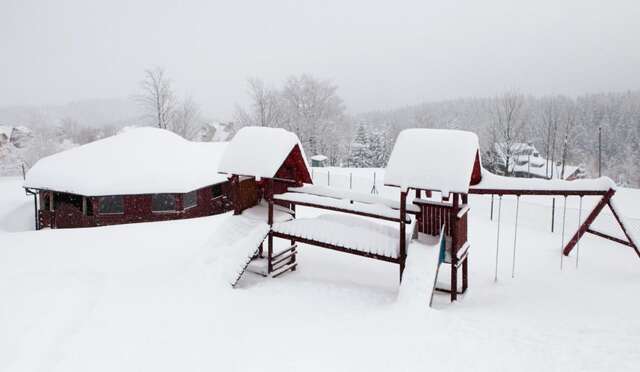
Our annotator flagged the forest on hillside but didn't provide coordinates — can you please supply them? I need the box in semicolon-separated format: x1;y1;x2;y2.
1;70;639;187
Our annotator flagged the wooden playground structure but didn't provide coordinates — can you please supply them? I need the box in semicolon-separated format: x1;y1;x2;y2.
221;127;639;306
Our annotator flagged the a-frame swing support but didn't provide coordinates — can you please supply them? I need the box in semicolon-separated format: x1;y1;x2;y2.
562;188;640;259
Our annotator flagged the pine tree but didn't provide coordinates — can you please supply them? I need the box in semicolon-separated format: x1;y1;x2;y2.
350;124;371;167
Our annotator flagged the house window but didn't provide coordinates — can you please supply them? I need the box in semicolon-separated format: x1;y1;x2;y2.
99;195;124;214
85;198;94;216
152;194;176;212
183;190;197;210
212;183;223;199
41;193;50;211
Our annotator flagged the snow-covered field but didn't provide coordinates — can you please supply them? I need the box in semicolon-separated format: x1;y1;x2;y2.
1;171;639;371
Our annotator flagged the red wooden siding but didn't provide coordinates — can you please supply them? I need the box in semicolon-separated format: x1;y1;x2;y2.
416;200;468;252
273;144;312;185
38;181;233;229
470;150;482;186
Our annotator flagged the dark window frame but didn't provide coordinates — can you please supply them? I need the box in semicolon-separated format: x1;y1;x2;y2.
152;193;177;213
183;190;198;210
211;183;224;199
98;195;124;215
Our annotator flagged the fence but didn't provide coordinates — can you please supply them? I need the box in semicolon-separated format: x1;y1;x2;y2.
310;167;385;195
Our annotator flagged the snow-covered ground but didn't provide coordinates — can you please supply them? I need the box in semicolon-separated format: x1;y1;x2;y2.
1;172;639;371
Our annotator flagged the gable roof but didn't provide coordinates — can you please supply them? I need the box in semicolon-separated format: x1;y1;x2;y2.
24;127;228;196
384;128;480;195
218;126;310;180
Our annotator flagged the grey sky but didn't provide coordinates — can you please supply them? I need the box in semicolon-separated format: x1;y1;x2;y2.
1;0;639;119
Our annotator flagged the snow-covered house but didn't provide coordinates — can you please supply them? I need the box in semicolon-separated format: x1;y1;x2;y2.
24;127;233;229
493;142;585;180
218;126;312;213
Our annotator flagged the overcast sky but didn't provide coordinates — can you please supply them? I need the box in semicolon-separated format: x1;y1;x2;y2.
1;0;639;119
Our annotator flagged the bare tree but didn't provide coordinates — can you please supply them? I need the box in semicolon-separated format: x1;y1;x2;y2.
540;98;561;178
490;92;526;176
170;96;202;140
280;75;347;157
137;67;176;129
234;78;284;128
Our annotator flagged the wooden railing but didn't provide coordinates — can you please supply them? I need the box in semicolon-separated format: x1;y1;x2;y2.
414;198;468;253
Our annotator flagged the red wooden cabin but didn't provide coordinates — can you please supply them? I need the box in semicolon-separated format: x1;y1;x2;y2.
24;128;235;229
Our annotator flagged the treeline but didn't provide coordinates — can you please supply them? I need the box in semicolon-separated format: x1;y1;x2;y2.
359;91;640;186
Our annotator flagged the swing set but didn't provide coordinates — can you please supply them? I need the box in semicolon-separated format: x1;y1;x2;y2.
470;183;640;279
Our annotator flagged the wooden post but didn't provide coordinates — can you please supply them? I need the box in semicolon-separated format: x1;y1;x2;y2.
232;175;241;215
563;189;615;256
462;257;468;292
512;195;520;278
399;190;407;282
450;193;459;302
268;183;274;274
494;195;503;282
606;200;640;259
551;198;556;233
490;194;494;221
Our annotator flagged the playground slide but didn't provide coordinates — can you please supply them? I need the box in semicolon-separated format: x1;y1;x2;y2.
397;234;444;307
226;223;270;287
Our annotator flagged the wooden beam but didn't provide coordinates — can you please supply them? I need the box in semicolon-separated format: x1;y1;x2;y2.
272;197;412;223
450;193;459;302
586;228;633;247
606;200;640;259
399;191;407;282
563;188;615;256
271;231;400;264
469;188;607;196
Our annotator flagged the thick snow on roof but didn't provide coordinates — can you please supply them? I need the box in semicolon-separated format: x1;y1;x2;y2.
218;126;309;178
384;129;480;194
25;127;228;196
471;170;615;192
311;154;327;161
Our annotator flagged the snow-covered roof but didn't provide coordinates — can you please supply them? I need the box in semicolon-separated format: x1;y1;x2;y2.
0;126;12;139
218;126;309;179
471;171;615;192
24;127;228;196
384;129;480;194
311;155;327;161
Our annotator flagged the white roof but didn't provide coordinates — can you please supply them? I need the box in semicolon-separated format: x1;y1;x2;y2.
471;171;615;192
384;128;480;194
311;154;327;161
218;126;309;178
24;127;228;196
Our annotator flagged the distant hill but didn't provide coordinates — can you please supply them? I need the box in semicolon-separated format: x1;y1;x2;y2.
0;98;145;128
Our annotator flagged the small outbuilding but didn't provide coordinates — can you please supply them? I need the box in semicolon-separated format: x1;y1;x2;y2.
218;126;312;213
24;127;234;229
310;154;328;167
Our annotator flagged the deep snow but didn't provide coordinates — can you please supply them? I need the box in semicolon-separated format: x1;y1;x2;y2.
1;172;639;371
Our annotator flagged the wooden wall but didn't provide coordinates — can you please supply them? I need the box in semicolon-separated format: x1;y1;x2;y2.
38;181;233;229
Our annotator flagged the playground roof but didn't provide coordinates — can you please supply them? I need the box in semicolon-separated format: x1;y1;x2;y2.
218;126;310;179
384;129;480;195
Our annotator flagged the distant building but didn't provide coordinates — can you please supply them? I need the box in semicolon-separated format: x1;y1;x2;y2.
494;142;586;180
310;154;328;167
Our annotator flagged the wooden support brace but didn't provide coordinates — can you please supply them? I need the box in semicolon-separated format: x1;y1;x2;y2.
563;189;615;256
606;200;640;259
